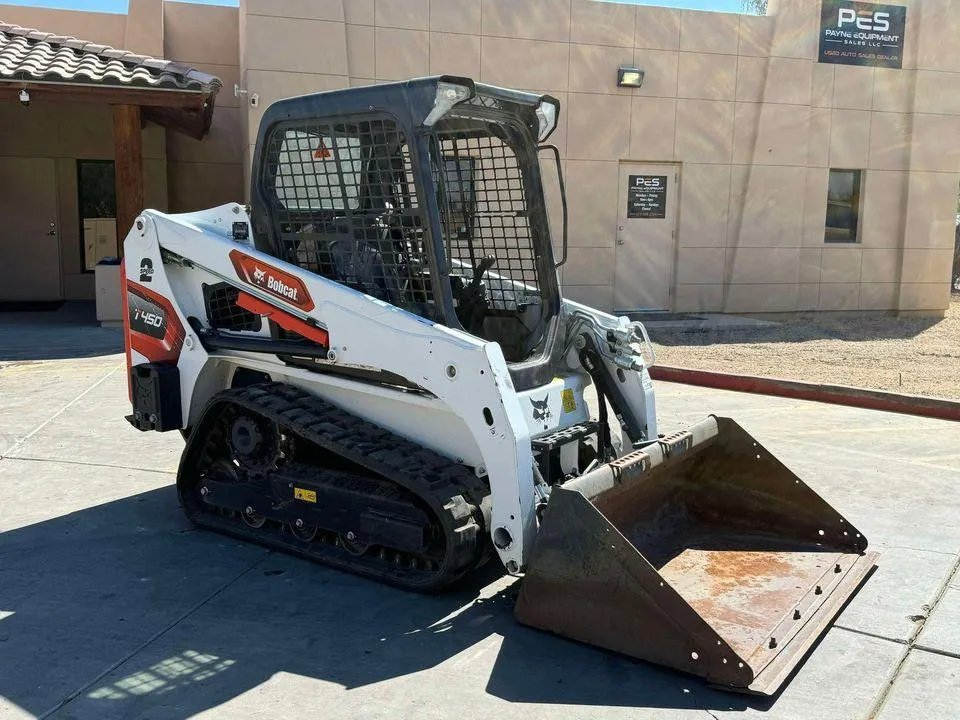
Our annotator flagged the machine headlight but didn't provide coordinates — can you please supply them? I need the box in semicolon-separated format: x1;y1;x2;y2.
423;82;473;127
535;100;558;142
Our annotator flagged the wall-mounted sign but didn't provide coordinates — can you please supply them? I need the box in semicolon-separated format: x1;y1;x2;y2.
819;0;907;69
627;175;668;219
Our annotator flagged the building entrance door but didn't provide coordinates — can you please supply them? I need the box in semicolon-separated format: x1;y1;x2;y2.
613;162;679;312
0;157;61;301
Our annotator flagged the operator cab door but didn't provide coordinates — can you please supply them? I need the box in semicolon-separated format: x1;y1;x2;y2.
613;163;679;312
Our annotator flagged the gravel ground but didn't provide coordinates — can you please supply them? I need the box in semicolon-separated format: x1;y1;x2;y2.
650;294;960;400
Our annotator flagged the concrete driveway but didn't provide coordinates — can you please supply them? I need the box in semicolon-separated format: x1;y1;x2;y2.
1;315;958;720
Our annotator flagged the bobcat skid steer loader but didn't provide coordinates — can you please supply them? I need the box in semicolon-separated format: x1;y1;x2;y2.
121;76;876;695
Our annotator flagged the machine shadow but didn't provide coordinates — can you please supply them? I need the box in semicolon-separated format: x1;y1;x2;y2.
0;487;773;718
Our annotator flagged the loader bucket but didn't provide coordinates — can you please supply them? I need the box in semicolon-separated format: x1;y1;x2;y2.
516;416;877;696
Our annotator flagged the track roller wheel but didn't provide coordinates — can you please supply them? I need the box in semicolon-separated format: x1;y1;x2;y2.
242;506;267;528
290;519;318;542
338;532;370;556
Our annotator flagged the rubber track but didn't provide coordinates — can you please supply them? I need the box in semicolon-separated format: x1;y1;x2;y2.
179;382;490;591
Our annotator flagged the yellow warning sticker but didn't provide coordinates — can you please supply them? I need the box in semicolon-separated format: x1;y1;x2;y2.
561;388;577;413
294;487;317;503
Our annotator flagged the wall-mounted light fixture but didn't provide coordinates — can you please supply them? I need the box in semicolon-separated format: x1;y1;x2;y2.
18;88;30;106
617;66;644;88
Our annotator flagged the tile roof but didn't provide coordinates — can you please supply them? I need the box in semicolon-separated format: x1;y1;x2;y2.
0;22;221;94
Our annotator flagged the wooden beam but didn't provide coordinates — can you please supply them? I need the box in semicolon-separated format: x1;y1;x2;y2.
114;104;143;253
0;81;208;109
142;105;206;140
0;81;215;136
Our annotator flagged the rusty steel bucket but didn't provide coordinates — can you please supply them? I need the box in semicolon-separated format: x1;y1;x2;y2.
516;416;877;696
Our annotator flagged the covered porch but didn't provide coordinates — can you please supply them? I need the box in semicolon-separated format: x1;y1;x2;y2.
0;22;221;304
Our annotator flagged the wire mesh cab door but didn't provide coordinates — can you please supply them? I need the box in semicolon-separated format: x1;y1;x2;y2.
428;103;562;374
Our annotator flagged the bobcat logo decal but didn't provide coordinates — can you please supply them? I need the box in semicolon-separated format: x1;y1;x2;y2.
229;249;315;311
531;395;552;422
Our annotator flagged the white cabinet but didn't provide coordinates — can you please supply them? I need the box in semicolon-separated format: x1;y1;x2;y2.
85;217;122;324
95;263;123;325
83;218;118;271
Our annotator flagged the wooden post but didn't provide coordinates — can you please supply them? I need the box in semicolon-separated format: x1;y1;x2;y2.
113;104;143;256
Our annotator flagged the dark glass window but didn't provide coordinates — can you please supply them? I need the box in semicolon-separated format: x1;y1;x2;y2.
825;169;862;243
78;160;117;271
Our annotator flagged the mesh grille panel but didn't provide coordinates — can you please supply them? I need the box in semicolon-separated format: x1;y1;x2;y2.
262;117;435;317
434;131;540;308
204;284;262;332
431;114;548;362
464;94;504;112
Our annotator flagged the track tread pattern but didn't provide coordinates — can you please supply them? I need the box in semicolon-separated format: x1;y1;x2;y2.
179;382;490;590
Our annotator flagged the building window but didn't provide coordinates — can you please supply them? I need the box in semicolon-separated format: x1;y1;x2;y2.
825;169;862;243
78;160;117;271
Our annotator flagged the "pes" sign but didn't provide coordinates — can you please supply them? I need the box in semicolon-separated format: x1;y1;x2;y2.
819;1;906;70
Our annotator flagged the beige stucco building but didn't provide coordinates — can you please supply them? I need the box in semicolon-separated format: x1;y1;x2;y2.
1;0;958;315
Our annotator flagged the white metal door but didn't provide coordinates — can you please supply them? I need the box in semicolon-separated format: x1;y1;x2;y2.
0;157;61;301
613;163;679;312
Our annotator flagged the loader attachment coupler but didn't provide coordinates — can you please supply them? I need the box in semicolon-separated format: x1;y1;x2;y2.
516;416;877;696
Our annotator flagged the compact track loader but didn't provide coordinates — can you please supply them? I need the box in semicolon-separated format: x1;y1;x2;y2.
121;77;876;695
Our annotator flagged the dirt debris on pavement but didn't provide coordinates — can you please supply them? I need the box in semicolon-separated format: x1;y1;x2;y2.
649;295;960;400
